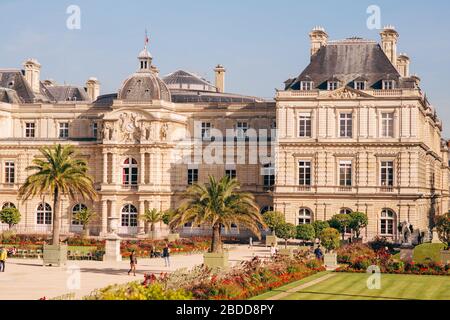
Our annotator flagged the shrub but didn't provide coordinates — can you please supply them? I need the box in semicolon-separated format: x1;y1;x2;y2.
0;207;21;229
275;223;297;248
86;282;192;300
348;212;368;239
368;236;396;253
435;213;450;249
320;228;341;252
311;221;329;238
329;214;352;240
296;224;315;242
263;211;286;234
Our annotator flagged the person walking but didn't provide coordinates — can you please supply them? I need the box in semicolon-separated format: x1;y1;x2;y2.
128;250;137;276
162;243;170;268
314;245;323;261
0;246;7;272
270;243;277;258
248;237;253;249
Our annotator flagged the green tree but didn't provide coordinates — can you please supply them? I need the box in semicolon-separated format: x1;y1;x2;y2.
171;175;266;253
329;214;352;241
296;224;315;243
162;209;178;233
276;223;297;248
320;228;341;252
262;211;285;235
0;207;21;229
18;144;97;245
141;208;164;237
435;213;450;249
311;220;329;238
349;212;369;239
72;207;97;238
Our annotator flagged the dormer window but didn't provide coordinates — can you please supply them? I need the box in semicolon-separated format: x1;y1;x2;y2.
382;80;395;90
300;81;314;91
354;81;366;90
327;81;339;91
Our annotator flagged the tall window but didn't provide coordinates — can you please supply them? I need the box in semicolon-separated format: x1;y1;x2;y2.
263;163;275;190
187;169;198;185
327;81;339;91
72;204;87;225
122;158;138;186
382;80;395;90
381;113;394;137
261;206;274;214
339;113;353;138
121;204;138;227
25;122;35;138
300;81;313;91
298;161;311;186
4;161;15;184
354;81;366;90
201;122;212;140
225;169;236;179
298;208;312;225
36;203;52;225
59;122;69;138
380;209;395;235
339;161;352;187
236;122;248;139
299;114;312;138
92;123;98;139
381;161;394;187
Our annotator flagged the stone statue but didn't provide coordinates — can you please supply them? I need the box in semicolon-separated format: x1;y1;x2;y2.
400;221;412;245
103;122;115;141
160;122;168;141
119;112;140;143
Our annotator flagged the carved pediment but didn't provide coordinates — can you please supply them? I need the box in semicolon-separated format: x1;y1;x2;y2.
327;87;373;99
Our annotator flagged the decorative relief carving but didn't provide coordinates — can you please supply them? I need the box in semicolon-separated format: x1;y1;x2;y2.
118;112;141;143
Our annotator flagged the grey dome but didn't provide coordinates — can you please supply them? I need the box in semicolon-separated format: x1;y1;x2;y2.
118;72;171;102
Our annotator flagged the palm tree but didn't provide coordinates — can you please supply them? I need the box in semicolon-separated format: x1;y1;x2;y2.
18;144;97;245
73;207;97;238
140;208;164;238
171;175;266;253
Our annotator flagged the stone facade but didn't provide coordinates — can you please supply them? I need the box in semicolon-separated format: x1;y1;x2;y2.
0;26;448;242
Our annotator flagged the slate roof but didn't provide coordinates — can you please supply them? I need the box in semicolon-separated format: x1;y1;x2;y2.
163;70;217;92
45;85;89;102
170;89;263;103
0;70;35;103
286;38;417;90
118;72;171;102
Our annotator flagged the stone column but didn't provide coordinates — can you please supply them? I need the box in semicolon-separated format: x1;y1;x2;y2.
138;200;146;236
110;200;117;232
102;151;108;183
140;151;146;185
111;152;117;184
101;200;108;236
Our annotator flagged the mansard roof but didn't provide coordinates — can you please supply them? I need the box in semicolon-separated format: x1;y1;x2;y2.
162;70;217;92
44;85;89;102
286;38;412;90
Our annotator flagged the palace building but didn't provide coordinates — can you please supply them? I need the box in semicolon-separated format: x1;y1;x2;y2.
0;26;448;242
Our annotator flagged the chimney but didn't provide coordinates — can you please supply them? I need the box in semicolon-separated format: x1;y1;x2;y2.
380;25;399;66
23;58;41;94
396;53;410;77
214;64;226;93
309;26;328;59
85;77;100;101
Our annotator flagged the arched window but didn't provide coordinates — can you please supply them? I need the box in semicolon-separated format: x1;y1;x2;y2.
72;204;87;225
298;208;312;225
122;158;138;186
381;209;396;235
2;202;16;209
260;206;273;214
121;204;138;227
340;208;352;215
36;203;52;225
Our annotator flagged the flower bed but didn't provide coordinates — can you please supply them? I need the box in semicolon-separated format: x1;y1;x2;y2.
85;253;325;300
335;243;450;276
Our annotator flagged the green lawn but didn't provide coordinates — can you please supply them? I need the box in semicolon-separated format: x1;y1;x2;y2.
413;243;446;263
253;272;450;300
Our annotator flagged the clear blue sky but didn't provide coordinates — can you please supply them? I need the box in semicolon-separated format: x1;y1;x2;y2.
1;0;449;137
